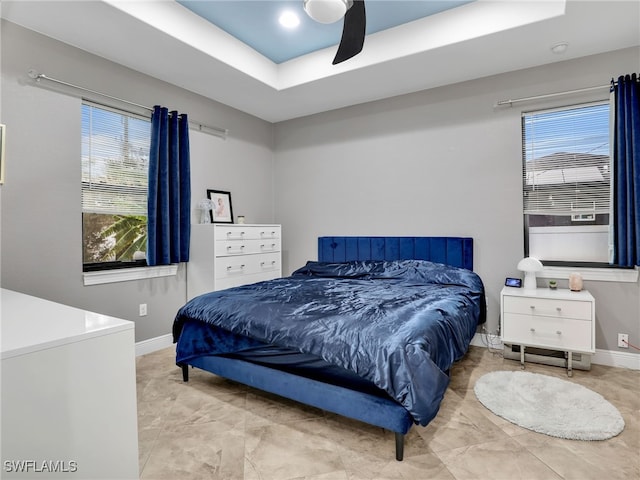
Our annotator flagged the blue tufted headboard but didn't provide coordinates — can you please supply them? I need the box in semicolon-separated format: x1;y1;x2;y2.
318;236;474;271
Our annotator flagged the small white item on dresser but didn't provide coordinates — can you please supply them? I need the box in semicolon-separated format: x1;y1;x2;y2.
197;198;214;224
569;272;583;291
237;215;245;224
516;256;544;291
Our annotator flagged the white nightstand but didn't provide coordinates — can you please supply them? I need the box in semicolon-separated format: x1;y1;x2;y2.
500;286;595;376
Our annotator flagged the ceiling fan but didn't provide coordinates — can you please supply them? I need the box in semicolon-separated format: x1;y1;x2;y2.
303;0;366;65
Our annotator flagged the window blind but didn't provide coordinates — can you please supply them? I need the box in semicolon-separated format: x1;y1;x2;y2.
81;102;150;216
522;102;610;216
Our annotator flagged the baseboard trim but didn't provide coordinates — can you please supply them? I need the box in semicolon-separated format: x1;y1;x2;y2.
592;348;640;370
470;333;640;370
135;333;173;356
470;333;503;350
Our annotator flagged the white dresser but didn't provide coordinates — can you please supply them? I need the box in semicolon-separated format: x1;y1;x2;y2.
500;286;595;376
1;289;139;479
187;224;282;300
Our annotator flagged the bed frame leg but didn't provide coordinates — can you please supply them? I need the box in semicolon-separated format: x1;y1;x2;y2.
180;363;189;382
395;432;404;461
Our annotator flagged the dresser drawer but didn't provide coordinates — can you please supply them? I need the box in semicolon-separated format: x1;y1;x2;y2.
215;226;280;241
215;238;281;257
502;313;593;352
215;271;279;291
214;252;281;280
503;296;591;320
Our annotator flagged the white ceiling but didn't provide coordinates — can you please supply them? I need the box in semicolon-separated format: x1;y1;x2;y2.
2;1;639;123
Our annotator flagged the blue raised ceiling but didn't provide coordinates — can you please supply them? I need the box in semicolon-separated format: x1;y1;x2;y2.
178;1;473;64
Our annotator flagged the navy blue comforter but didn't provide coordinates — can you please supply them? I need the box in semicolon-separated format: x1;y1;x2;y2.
173;259;485;425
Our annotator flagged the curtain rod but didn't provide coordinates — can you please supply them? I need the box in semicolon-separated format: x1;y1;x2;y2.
495;83;611;108
27;69;228;139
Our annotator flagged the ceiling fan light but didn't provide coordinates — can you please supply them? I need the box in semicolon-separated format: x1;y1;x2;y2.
279;11;300;29
304;0;352;24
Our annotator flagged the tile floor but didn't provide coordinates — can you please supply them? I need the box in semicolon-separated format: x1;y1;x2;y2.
136;346;639;480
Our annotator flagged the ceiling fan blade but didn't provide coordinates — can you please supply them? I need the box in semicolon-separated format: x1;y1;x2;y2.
332;0;366;65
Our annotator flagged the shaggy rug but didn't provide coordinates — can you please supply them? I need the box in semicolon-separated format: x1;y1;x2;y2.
474;370;625;440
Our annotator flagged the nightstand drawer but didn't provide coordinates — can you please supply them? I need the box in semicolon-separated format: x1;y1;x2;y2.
503;296;591;320
502;313;593;352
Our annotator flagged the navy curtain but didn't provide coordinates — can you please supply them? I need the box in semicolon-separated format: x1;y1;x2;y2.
612;74;640;267
147;106;191;266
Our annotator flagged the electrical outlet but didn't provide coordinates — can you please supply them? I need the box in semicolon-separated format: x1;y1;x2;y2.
139;303;147;317
618;333;629;348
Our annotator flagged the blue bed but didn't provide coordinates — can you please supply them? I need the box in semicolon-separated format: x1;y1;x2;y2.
174;236;485;460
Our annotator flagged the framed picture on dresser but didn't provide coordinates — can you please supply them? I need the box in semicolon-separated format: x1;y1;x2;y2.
207;189;234;223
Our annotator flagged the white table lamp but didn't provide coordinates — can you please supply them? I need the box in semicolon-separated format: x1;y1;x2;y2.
517;257;543;291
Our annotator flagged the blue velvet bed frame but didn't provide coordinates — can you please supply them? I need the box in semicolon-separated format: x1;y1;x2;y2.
179;236;474;461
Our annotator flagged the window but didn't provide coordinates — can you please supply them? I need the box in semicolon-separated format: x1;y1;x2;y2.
82;102;150;271
522;102;611;265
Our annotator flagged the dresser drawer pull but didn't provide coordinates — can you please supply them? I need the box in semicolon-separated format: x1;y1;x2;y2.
556;330;562;335
260;243;277;250
260;231;277;238
530;305;535;310
226;245;245;254
226;231;245;239
530;328;536;332
261;261;277;267
226;264;245;272
556;307;562;312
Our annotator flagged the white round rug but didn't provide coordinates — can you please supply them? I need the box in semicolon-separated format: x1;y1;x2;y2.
474;370;625;440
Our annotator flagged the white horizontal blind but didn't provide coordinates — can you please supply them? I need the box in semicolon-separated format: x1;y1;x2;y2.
522;102;610;215
81;102;150;216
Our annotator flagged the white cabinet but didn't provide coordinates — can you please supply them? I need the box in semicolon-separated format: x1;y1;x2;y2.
1;289;139;479
500;286;595;376
187;224;282;300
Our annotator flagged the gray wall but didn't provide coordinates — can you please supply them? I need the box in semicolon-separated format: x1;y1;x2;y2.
0;21;275;342
273;47;640;353
1;19;638;355
0;15;3;280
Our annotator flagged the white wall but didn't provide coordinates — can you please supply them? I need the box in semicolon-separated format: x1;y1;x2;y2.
0;21;275;342
273;47;640;353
